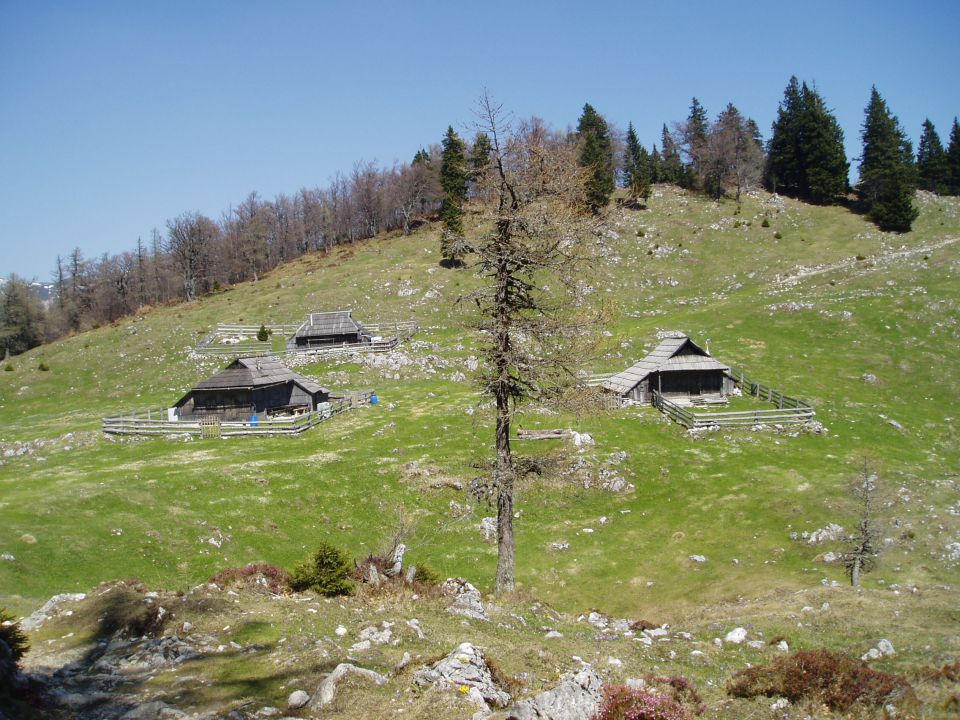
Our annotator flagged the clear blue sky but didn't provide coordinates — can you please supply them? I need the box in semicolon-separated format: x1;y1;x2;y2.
1;0;958;280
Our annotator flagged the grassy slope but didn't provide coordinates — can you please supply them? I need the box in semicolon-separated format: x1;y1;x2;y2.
1;187;958;644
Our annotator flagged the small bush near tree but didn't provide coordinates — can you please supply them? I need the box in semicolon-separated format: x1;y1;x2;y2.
411;562;442;587
3;364;12;372
726;649;917;712
290;542;354;596
257;324;269;342
211;563;292;595
0;608;28;665
37;362;49;372
761;217;770;227
593;684;691;720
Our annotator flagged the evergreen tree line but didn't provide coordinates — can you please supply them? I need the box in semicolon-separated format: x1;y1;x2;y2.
3;82;957;357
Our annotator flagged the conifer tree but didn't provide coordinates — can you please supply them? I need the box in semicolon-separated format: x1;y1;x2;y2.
916;119;949;194
797;84;849;203
649;144;662;184
439;126;470;266
659;124;682;184
576;103;615;211
679;98;709;189
766;77;847;203
623;122;651;203
470;132;493;181
859;87;918;232
948;118;960;195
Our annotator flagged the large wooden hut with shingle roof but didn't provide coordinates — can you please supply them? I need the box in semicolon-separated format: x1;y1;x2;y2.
290;310;371;349
173;357;329;420
603;335;735;404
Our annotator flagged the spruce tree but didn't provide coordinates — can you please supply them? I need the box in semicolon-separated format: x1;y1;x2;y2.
766;77;847;203
659;124;682;184
623;122;651;203
576;103;615;211
798;83;849;203
649;144;662;184
917;119;949;194
439;126;470;265
470;132;493;181
859;87;918;232
948;118;960;195
681;98;710;189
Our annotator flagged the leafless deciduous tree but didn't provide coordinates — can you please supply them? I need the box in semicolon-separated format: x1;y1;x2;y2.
461;94;602;593
841;463;882;587
167;211;218;301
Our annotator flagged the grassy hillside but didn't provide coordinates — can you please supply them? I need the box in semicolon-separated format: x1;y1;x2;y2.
2;185;959;640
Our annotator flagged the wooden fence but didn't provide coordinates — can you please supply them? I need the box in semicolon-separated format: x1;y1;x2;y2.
193;321;418;359
102;391;374;438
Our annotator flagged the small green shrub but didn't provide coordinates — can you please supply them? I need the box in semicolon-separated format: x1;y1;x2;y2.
726;649;917;712
212;280;221;292
37;362;49;372
0;608;28;665
290;542;354;596
761;217;770;228
636;228;645;237
773;231;783;239
856;254;867;261
257;324;269;342
412;562;443;587
3;364;12;372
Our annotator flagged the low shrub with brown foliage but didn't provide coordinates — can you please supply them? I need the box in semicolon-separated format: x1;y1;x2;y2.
592;685;691;720
210;563;292;595
726;648;918;712
648;676;705;716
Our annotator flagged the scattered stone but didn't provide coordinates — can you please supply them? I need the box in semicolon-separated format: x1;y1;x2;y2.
506;665;603;720
480;517;498;542
442;578;488;621
287;690;310;709
863;373;878;384
335;625;348;636
689;554;707;563
413;642;511;709
309;663;388;709
544;631;563;639
725;627;748;644
807;523;845;544
0;553;13;562
747;640;766;650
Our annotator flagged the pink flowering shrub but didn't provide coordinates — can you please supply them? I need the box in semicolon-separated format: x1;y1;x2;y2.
592;685;691;720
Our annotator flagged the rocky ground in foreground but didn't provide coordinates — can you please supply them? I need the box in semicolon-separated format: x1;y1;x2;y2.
3;571;958;720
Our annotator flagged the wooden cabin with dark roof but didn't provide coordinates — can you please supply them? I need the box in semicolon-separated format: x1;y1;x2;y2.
603;335;735;404
290;311;371;349
173;357;329;420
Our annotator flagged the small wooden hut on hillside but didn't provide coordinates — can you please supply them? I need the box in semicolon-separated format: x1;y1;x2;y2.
603;335;735;404
290;311;371;349
172;357;329;420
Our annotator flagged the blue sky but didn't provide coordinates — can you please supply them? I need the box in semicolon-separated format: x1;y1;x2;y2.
1;0;958;279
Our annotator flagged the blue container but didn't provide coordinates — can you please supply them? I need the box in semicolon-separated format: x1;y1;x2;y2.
370;393;379;405
250;415;258;426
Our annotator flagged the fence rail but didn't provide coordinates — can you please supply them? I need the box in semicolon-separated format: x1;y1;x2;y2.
102;391;374;437
652;381;814;429
193;320;418;359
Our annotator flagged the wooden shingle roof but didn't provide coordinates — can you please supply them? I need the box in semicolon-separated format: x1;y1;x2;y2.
294;311;365;339
602;336;729;394
192;357;327;395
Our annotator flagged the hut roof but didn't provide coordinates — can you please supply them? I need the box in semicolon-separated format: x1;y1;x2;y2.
294;310;365;339
602;335;729;394
192;357;327;394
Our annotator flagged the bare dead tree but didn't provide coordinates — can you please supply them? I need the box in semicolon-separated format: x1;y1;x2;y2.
460;93;602;593
841;462;882;587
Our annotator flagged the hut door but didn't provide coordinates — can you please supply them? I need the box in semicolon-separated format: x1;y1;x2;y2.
200;416;222;439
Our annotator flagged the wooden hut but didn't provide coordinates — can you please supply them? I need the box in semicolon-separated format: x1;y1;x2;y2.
603;335;735;404
173;357;329;420
290;311;371;349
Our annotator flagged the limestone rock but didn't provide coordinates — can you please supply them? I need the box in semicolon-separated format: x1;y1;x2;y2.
442;578;488;621
287;690;310;709
506;665;603;720
20;592;87;631
413;642;511;708
309;663;388;709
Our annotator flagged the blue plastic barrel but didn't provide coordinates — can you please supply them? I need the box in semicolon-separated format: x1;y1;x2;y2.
370;393;379;405
250;415;258;426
